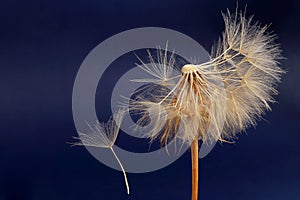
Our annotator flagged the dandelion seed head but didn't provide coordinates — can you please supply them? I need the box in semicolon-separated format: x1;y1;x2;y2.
123;8;284;147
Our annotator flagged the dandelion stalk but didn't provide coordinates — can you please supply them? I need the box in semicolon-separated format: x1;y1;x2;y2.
191;139;199;200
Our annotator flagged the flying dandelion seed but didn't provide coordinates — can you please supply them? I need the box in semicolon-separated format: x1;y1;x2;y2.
128;8;284;200
72;109;130;195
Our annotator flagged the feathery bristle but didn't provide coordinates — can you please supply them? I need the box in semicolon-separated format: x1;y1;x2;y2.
209;9;284;138
72;109;124;148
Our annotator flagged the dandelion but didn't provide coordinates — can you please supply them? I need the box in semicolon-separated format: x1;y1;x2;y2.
129;8;284;200
72;109;130;195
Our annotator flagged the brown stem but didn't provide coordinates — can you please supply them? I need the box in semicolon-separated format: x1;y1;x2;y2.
191;139;199;200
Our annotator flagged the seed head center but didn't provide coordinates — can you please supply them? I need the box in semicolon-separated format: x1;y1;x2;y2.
181;64;197;73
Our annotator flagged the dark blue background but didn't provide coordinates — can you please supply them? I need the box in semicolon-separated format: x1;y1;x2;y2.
1;0;299;199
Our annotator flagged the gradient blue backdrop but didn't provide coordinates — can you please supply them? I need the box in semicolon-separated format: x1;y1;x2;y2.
1;0;299;200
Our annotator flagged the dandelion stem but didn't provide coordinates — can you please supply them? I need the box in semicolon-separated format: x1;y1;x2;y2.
191;139;199;200
110;147;130;195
